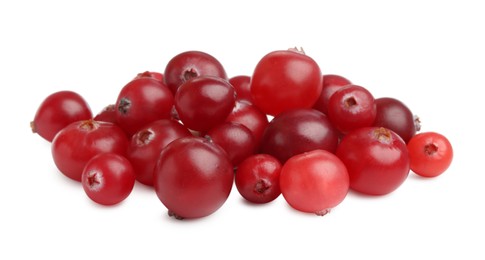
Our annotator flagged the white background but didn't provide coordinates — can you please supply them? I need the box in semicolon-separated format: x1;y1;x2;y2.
1;0;484;259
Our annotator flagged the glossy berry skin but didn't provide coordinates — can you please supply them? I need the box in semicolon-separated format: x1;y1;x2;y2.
206;122;257;166
226;100;269;146
229;75;253;103
134;71;163;83
407;132;453;177
250;49;322;116
93;104;117;124
260;109;339;163
127;119;191;186
313;74;352;115
328;85;377;133
52;120;129;182
115;77;174;136
280;150;349;215
154;137;234;219
235;154;282;204
164;51;227;95
175;76;236;132
31;91;92;142
81;153;135;206
336;127;410;195
373;97;416;143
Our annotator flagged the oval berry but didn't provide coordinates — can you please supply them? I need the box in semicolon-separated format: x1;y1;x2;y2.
31;91;92;142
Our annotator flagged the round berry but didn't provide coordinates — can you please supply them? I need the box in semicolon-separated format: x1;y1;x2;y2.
164;51;227;95
154;137;234;219
81;153;135;206
280;150;349;215
115;77;174;136
235;154;282;204
327;85;376;133
250;49;322;116
407;132;453;177
336;127;410;195
175;76;236;132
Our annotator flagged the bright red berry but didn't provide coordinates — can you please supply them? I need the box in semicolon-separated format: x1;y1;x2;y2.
407;132;453;177
250;49;322;116
82;153;135;206
31;91;92;142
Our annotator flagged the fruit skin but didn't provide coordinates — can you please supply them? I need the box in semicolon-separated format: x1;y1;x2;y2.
126;119;191;186
280;150;349;215
327;84;376;133
373;97;416;143
31;90;92;142
336;127;410;195
250;49;322;116
153;137;234;219
206;122;257;166
174;76;236;132
260;108;339;163
235;154;282;204
115;77;174;136
407;132;453;177
313;74;352;115
81;153;135;206
51;120;129;182
93;104;117;124
164;50;227;95
226;100;269;146
229;75;253;103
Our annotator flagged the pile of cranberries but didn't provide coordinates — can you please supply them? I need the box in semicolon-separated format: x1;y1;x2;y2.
31;48;453;219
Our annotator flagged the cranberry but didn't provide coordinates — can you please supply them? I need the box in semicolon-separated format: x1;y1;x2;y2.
115;77;174;136
250;49;322;116
336;127;410;195
206;122;257;166
154;137;234;219
235;154;282;204
163;51;227;95
51;120;129;182
93;104;117;124
327;84;376;133
280;149;349;215
226;100;269;146
260;109;339;163
134;71;163;83
31;91;92;142
174;76;236;132
81;153;135;205
407;132;453;177
313;74;352;115
127;119;191;186
373;97;417;143
229;75;253;103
